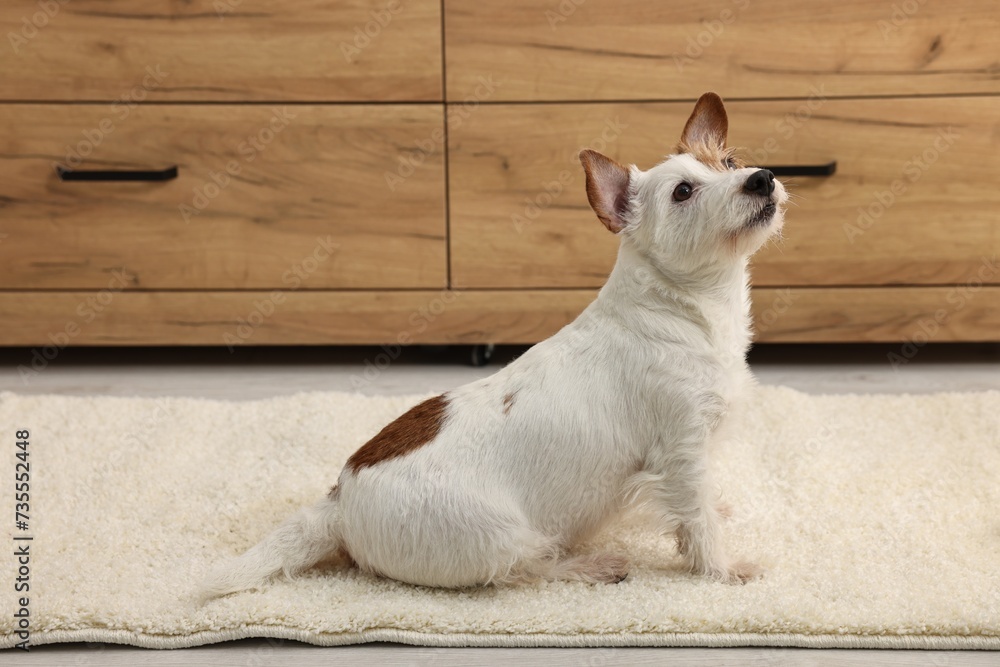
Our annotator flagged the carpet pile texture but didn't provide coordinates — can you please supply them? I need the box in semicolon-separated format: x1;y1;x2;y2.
1;387;998;649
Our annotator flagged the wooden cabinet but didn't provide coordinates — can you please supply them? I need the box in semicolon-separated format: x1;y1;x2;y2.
444;0;1000;101
0;1;443;101
449;98;1000;289
0;105;446;289
1;1;998;345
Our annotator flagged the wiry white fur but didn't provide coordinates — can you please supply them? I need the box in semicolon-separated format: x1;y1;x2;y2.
200;98;789;598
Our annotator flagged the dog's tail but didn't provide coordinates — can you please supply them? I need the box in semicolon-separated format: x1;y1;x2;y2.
198;496;344;601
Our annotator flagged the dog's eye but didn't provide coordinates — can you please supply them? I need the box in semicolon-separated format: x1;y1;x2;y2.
725;156;739;170
672;182;693;202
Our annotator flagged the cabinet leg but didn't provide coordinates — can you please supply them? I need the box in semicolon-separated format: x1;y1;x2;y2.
469;344;495;367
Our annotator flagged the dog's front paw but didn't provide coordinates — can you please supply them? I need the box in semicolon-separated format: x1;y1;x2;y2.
699;560;762;584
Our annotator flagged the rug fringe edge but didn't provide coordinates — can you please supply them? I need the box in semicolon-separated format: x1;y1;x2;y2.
3;628;1000;651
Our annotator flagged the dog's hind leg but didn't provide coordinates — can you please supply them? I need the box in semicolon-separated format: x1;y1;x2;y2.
503;547;630;585
547;552;631;583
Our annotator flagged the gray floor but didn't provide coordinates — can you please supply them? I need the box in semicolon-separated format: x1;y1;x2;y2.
3;343;998;399
2;343;998;665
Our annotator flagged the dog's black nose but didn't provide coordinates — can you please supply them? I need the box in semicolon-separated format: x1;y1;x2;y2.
744;169;775;196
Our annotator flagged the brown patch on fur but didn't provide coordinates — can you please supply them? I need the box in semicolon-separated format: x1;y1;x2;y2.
502;391;517;415
327;484;341;500
344;395;448;473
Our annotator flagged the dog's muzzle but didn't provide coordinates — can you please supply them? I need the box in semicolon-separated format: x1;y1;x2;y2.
743;169;778;227
746;201;777;227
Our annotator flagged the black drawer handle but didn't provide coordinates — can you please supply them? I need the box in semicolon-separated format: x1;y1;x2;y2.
762;161;836;177
56;165;178;182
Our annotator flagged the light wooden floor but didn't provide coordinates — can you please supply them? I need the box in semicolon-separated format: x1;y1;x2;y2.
2;343;998;666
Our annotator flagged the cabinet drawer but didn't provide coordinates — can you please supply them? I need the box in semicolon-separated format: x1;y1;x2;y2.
0;105;446;289
445;0;1000;102
449;97;1000;288
0;1;441;101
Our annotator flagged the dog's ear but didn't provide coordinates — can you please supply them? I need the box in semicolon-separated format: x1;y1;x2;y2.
680;92;729;150
579;149;632;233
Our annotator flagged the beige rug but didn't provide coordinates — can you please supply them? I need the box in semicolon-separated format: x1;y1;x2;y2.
1;386;999;650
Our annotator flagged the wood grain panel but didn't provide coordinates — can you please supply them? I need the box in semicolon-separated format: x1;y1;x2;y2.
750;287;1000;343
0;0;441;101
0;290;590;346
1;287;997;346
445;0;1000;102
448;98;1000;288
0;104;446;289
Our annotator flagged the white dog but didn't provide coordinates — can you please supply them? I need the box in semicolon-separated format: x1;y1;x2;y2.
201;92;787;597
